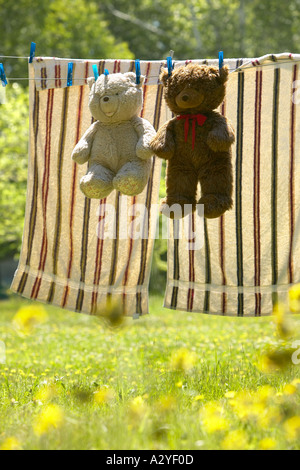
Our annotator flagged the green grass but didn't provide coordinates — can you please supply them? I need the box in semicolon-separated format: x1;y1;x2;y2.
0;294;300;450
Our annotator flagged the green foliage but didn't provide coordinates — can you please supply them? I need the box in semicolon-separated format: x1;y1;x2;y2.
99;0;300;60
246;0;300;57
0;295;299;449
150;237;168;294
42;0;133;60
0;84;29;260
0;0;133;81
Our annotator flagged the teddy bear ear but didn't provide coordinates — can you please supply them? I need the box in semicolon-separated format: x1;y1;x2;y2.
160;68;170;87
124;72;145;88
87;77;96;90
125;72;137;83
219;65;229;84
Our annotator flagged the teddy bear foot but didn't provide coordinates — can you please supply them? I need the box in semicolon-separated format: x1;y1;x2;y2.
198;194;233;219
113;175;146;196
160;198;196;219
80;175;113;200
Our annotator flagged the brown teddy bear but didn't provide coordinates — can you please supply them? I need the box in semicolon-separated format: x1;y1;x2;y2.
149;63;235;219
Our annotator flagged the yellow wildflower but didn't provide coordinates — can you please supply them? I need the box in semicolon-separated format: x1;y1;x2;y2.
170;348;197;372
256;385;275;400
0;437;22;450
13;305;48;334
284;416;300;440
291;379;300;386
128;396;148;421
94;387;115;404
256;406;281;429
33;404;64;436
258;438;277;450
201;402;229;433
224;391;236;399
229;391;260;420
228;390;279;427
194;395;205;401
221;430;248;450
283;384;297;395
272;303;293;339
34;383;59;403
156;395;177;414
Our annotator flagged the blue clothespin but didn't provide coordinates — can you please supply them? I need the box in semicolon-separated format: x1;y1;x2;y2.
67;63;73;87
93;65;99;81
135;59;141;85
167;55;174;77
29;42;36;64
219;51;224;69
0;64;7;87
104;69;109;76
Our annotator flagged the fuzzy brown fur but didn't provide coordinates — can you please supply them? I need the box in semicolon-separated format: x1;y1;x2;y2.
149;63;235;219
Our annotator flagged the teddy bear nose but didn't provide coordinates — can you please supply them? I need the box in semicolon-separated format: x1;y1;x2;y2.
103;96;110;102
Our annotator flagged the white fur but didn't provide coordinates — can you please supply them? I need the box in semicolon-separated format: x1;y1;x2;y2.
72;72;156;199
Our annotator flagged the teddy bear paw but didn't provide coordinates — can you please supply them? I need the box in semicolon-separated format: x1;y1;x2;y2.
113;175;146;196
136;145;153;161
160;199;195;219
71;146;90;164
80;174;113;200
207;132;233;152
198;194;233;219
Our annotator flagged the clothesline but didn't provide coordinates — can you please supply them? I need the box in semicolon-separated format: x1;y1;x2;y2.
1;55;300;86
0;55;29;59
2;60;300;83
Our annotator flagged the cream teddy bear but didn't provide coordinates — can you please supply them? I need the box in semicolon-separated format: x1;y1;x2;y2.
72;72;156;199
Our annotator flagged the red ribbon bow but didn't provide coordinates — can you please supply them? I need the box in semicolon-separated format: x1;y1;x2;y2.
177;114;207;149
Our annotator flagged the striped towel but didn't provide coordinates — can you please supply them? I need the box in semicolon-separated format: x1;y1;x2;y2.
10;58;166;316
164;53;300;316
11;54;300;317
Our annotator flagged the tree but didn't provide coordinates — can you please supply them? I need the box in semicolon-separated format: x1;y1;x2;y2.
1;0;299;77
0;0;133;261
0;84;29;260
99;0;300;60
98;0;207;60
245;0;300;57
0;0;133;82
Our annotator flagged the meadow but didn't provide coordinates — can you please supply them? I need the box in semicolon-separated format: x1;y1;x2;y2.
0;293;300;451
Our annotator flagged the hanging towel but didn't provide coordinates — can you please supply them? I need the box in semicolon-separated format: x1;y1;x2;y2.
164;53;300;316
10;58;167;316
11;54;300;317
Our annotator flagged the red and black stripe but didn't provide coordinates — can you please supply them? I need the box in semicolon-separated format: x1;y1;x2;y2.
253;69;263;316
